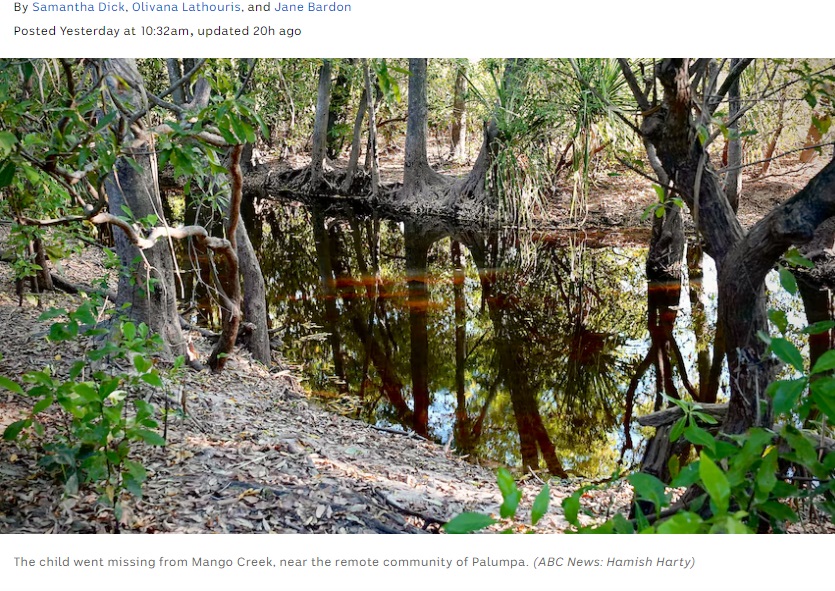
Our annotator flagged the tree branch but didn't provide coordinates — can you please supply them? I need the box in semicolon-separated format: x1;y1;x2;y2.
617;58;650;112
709;58;754;116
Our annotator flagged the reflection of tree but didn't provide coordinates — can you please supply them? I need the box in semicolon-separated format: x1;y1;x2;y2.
462;230;638;477
622;209;693;459
310;205;347;389
253;202;646;476
404;224;433;437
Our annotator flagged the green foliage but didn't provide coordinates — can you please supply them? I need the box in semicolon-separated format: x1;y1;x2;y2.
0;298;180;528
442;467;550;533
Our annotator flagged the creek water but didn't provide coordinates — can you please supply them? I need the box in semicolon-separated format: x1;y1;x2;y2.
194;198;804;478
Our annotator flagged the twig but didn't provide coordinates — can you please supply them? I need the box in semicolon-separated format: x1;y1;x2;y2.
367;424;429;441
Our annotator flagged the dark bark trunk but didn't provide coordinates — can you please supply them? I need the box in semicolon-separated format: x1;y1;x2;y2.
362;60;380;198
635;59;835;434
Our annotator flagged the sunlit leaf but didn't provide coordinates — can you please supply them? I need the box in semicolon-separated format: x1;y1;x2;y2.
443;512;496;534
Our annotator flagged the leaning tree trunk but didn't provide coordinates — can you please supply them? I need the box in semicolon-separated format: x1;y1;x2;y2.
341;87;367;192
102;59;188;359
309;60;333;191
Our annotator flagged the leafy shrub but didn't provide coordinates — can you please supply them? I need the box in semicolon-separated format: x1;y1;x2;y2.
1;299;179;529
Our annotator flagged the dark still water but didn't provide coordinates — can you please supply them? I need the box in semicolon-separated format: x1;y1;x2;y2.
228;199;798;478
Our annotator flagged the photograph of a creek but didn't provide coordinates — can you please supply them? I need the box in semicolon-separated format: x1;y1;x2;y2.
1;58;835;533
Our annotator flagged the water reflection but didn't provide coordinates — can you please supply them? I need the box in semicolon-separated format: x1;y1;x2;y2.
250;200;669;476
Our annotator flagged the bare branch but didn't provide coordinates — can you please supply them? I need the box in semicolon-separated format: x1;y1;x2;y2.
618;58;650;112
709;58;754;115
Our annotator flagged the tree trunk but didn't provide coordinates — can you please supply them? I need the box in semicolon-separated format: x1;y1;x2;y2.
102;59;187;359
310;60;333;191
236;220;271;365
326;59;353;158
636;59;835;434
362;60;380;198
401;58;445;201
207;145;244;372
724;58;743;213
451;63;468;162
165;58;185;106
342;87;367;192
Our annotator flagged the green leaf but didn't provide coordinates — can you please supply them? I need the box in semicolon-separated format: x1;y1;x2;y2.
803;320;835;335
562;491;582;526
768;309;788;335
628;473;668;511
810;378;835;423
759;500;798;523
496;467;518;500
770;338;804;372
0;131;18;155
122;322;136;341
670;462;699;488
135;429;166;446
611;513;634;534
812;350;835;374
133;355;152;374
778;267;798;295
500;489;522;519
38;308;67;321
667;455;680;480
70;301;96;325
784;247;815;269
531;484;550;526
766;378;807;416
699;452;730;513
669;416;686;442
443;512;497;534
3;419;30;440
656;512;703;534
755;448;778;500
0;376;24;395
684;425;716;453
32;394;54;415
0;161;17;188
